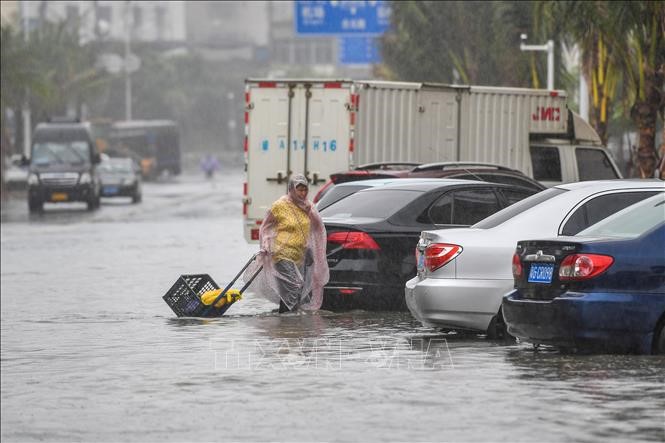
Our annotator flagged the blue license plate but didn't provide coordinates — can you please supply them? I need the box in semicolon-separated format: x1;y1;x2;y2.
528;263;554;284
103;186;119;195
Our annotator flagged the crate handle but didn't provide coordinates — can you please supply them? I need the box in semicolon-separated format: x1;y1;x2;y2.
202;253;260;316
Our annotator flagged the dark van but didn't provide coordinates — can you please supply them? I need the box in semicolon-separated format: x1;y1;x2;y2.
26;121;102;213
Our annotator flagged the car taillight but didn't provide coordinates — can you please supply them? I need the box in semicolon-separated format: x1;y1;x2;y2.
424;243;462;272
559;254;614;281
512;253;522;279
327;231;380;250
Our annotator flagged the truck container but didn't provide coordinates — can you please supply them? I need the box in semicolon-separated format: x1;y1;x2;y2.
242;79;621;242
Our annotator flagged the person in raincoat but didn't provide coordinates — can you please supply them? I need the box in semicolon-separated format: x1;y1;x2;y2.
245;174;329;312
200;153;220;179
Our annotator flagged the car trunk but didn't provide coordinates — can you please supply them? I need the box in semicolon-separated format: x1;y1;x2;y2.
515;240;583;300
325;222;422;289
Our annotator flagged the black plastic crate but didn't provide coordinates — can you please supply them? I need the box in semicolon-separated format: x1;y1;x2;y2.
162;274;237;317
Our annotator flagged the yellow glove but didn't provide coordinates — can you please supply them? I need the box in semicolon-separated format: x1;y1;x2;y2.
201;288;242;308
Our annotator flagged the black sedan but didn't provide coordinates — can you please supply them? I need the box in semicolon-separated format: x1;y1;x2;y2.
319;179;541;311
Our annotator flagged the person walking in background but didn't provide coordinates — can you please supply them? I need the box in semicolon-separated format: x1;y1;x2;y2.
245;174;329;313
200;153;220;179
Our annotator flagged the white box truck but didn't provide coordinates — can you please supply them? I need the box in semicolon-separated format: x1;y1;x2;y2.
242;79;621;242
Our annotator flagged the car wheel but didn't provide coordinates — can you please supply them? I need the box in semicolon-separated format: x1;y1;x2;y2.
486;308;515;341
132;186;142;204
28;197;43;213
653;320;665;355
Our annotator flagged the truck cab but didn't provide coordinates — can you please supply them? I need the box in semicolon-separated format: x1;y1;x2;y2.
26;120;102;213
529;112;621;187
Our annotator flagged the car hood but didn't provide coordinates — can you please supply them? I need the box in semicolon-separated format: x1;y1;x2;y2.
31;164;89;174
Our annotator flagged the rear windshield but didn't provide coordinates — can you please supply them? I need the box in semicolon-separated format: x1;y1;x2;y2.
320;188;423;219
99;160;134;173
316;184;369;210
472;187;567;229
577;192;665;238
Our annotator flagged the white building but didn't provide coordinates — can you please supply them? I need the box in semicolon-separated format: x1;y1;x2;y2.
17;1;186;43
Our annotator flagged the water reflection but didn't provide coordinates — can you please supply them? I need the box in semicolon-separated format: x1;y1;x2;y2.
502;347;665;441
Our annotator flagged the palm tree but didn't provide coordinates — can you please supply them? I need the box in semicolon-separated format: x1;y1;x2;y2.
0;24;46;198
537;1;621;146
540;1;664;177
613;2;665;178
25;19;110;123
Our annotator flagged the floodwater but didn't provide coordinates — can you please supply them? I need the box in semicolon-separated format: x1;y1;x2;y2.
1;168;664;442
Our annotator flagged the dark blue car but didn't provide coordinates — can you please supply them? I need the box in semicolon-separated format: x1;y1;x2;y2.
503;193;665;354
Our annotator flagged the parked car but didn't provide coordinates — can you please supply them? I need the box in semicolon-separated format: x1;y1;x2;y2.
503;193;665;354
406;180;665;338
313;162;545;204
320;179;542;311
317;177;448;211
98;157;142;203
313;162;421;203
3;154;29;190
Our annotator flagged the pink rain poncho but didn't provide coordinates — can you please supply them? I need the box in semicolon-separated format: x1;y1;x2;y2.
244;174;329;311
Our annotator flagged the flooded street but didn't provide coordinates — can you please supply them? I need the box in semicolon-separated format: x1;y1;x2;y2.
1;167;664;442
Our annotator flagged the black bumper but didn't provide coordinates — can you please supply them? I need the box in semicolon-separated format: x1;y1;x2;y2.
29;184;95;203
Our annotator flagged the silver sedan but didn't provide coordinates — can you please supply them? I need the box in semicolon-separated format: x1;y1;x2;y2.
405;179;665;338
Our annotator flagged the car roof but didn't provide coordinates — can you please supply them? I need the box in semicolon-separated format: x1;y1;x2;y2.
332;177;455;188
411;162;521;173
555;179;665;191
352;178;489;193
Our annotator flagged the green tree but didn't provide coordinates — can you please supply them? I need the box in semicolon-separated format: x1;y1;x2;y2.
0;23;47;197
538;2;625;147
380;1;557;87
618;2;664;178
24;19;109;123
539;1;664;177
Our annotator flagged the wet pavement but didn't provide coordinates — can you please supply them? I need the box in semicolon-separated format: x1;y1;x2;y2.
2;167;664;442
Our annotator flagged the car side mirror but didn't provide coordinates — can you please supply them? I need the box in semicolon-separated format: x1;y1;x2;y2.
92;153;101;164
20;155;29;167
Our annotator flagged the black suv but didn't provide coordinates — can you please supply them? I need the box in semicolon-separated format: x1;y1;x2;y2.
313;162;546;205
26;121;102;213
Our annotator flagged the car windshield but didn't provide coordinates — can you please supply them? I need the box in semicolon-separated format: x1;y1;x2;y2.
577;192;665;238
472;187;567;229
99;160;134;173
31;141;90;166
320;188;423;219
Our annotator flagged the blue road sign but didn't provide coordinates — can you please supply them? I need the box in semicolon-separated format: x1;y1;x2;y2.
339;36;381;64
295;1;391;35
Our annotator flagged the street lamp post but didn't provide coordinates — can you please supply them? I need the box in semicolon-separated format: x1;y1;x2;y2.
19;0;31;156
124;1;132;121
520;34;555;90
